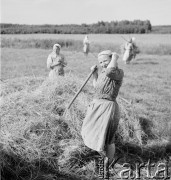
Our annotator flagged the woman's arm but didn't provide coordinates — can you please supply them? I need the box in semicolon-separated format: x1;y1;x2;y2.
107;53;119;68
92;71;98;88
90;65;98;88
47;55;53;70
47;55;62;69
62;56;67;67
106;53;124;81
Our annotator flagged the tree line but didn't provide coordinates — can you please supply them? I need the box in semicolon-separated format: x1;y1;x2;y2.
0;20;152;34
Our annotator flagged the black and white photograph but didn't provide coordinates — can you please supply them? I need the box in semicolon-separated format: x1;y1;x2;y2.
1;0;171;179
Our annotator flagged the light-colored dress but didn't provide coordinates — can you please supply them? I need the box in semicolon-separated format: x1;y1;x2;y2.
81;67;124;153
47;52;67;78
123;42;134;63
83;37;90;55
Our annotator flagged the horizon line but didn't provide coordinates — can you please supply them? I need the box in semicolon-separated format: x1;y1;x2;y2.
1;22;171;26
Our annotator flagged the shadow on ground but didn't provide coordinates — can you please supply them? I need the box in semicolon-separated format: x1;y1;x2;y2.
1;150;80;180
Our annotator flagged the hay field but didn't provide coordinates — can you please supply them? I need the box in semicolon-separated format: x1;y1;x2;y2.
1;34;171;55
1;35;171;179
2;34;171;45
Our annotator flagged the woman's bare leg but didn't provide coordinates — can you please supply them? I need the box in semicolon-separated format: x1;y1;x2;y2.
106;143;115;164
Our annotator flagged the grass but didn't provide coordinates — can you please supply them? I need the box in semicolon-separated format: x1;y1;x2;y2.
1;37;171;179
2;34;171;44
1;33;171;55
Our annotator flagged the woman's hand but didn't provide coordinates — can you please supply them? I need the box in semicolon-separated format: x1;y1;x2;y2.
53;58;62;66
90;65;98;72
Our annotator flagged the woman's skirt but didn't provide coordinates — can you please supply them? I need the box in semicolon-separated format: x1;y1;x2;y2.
49;66;64;79
123;49;133;63
83;44;90;54
81;99;120;153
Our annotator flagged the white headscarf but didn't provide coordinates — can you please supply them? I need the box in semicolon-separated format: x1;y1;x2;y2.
98;50;112;61
53;44;61;52
131;37;135;42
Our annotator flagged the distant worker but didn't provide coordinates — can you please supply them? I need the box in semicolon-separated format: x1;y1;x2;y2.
47;44;67;79
83;35;90;56
123;37;139;64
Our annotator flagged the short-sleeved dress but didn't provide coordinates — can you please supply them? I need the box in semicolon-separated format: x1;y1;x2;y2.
47;52;67;78
81;67;124;153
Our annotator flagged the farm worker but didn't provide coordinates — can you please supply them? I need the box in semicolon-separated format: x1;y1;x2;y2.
47;44;67;78
81;50;124;178
123;38;134;64
123;37;139;64
130;37;139;59
83;35;90;56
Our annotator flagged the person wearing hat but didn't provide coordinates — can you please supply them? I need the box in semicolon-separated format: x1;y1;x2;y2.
47;44;67;78
81;50;124;178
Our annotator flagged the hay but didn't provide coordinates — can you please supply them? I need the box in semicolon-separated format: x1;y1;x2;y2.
1;74;170;179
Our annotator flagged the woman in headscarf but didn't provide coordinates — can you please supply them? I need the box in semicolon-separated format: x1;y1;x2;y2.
83;35;90;56
47;44;67;79
81;50;124;178
122;37;139;64
123;38;134;64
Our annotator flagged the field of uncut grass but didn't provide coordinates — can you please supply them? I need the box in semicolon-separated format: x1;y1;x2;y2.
1;35;171;179
2;33;171;45
1;34;171;55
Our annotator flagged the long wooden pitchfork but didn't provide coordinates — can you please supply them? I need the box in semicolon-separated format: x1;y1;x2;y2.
67;66;98;110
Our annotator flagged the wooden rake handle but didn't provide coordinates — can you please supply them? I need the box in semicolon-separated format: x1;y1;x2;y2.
67;66;97;109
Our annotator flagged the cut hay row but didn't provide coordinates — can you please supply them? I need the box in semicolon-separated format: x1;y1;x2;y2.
0;74;171;179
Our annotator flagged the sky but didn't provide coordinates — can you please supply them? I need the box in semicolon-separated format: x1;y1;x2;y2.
1;0;171;25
